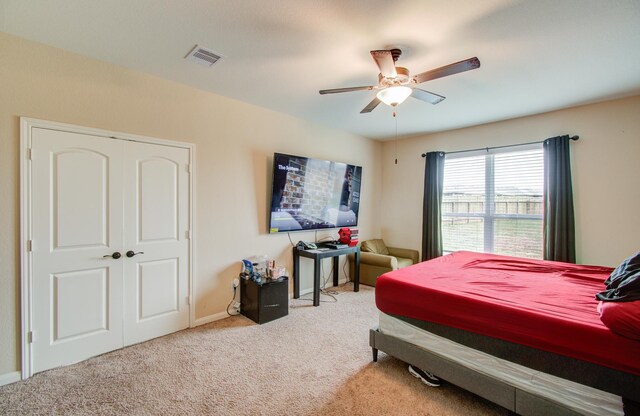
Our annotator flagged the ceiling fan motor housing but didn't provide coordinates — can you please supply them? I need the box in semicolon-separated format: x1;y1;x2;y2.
390;48;402;62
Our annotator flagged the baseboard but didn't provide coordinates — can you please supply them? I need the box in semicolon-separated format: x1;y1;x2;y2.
192;311;230;327
0;371;21;386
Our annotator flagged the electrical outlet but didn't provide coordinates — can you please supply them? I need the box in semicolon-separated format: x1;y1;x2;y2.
232;301;240;310
232;278;239;289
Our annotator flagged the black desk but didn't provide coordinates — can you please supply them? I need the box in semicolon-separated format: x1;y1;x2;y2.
292;245;360;306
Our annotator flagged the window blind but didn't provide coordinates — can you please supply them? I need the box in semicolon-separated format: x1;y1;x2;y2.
442;148;543;259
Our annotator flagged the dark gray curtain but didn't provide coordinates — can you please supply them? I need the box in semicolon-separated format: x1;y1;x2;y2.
543;135;576;263
421;151;445;261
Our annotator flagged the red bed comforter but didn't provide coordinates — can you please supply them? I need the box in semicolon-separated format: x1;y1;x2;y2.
376;251;640;375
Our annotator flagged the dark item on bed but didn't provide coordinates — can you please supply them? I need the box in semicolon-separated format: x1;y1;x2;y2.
596;252;640;302
372;251;640;415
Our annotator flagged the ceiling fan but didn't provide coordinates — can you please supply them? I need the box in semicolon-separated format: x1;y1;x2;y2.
319;49;480;113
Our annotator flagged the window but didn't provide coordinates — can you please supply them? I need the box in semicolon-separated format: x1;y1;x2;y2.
441;147;543;259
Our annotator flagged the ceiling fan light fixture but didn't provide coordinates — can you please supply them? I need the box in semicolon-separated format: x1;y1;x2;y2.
376;86;412;107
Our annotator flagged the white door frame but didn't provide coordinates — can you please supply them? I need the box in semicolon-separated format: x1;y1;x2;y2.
20;117;196;379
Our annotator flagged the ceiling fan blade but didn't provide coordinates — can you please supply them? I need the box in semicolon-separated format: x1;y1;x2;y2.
370;50;397;78
412;57;480;85
360;97;381;113
319;85;375;95
411;88;446;105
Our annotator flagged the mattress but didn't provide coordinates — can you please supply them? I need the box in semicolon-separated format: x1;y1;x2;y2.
378;312;623;416
375;251;640;375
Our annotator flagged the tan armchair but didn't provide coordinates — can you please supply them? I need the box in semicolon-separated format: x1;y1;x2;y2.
348;239;420;287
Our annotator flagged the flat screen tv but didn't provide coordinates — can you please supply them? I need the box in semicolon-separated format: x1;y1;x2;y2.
268;153;362;233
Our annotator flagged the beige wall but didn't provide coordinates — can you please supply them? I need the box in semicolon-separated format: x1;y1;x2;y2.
0;32;382;376
381;95;640;268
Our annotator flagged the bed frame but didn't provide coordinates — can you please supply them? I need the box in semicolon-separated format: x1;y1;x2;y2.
370;315;640;416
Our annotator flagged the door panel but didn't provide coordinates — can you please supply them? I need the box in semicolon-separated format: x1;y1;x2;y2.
31;128;124;373
137;258;179;320
52;268;109;342
123;142;189;345
52;150;109;250
138;158;179;242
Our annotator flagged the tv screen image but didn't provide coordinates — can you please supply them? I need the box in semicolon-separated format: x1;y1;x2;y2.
269;153;362;233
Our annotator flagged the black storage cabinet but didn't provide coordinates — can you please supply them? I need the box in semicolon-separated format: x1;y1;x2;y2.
240;277;288;324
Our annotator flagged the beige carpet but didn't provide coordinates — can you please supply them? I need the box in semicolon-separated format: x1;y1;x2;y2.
0;284;508;415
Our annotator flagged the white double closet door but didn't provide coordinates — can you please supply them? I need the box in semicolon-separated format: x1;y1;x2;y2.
30;127;190;374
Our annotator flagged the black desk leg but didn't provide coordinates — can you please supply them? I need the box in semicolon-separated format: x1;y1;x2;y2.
313;258;321;306
354;250;360;292
293;249;300;299
332;256;339;287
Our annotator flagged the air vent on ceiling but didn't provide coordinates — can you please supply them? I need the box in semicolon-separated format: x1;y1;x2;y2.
185;45;223;67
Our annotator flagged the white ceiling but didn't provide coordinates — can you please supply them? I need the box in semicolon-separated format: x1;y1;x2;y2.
1;0;639;140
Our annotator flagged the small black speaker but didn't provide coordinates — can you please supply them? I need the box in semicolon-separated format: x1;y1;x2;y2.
240;277;288;324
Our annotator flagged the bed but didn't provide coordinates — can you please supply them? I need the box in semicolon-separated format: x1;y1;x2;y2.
370;251;640;416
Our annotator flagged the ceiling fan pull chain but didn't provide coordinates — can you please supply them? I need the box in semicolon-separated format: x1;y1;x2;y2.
394;109;398;165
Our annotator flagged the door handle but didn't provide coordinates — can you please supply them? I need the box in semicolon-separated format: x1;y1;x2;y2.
126;251;144;258
103;252;122;259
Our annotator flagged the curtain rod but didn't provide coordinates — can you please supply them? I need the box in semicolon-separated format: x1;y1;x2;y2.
421;135;579;157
